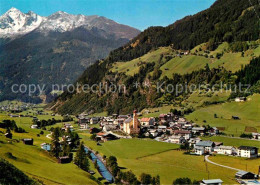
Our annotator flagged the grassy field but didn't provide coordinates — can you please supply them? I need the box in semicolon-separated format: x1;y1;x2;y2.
111;47;173;76
182;91;231;109
0;108;102;185
140;105;178;118
79;135;239;184
0;130;99;185
209;155;260;175
160;55;212;77
111;42;259;78
186;94;260;136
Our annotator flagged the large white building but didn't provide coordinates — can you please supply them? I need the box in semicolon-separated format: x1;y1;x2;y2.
237;146;258;158
214;146;236;155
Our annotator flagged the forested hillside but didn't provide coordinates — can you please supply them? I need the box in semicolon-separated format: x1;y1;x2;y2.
52;0;260;115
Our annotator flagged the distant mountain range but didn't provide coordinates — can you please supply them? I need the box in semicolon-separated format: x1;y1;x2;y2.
0;8;140;102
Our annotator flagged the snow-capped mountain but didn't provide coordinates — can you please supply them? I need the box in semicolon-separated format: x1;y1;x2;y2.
0;7;43;36
0;8;140;39
0;7;140;103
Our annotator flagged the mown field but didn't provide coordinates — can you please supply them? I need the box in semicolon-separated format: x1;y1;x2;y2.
186;94;260;136
209;155;260;175
111;42;260;78
79;134;239;184
111;47;173;76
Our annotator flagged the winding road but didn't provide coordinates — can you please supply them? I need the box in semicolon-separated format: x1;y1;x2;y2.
205;155;242;171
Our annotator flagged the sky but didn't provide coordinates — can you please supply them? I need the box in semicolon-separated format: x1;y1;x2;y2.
0;0;216;30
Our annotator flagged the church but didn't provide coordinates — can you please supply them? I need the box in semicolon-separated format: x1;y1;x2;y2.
123;110;140;134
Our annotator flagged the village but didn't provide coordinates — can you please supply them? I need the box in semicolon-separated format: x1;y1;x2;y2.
75;110;258;158
3;106;260;184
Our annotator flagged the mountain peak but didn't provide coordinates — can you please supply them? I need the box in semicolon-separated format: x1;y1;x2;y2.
6;7;21;13
0;7;43;36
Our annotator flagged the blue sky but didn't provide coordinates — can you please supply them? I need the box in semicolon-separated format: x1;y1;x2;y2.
0;0;216;30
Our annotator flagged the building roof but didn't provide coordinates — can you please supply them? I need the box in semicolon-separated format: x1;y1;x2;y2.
192;127;205;131
159;114;166;118
174;130;191;134
202;179;223;184
235;170;255;177
124;118;133;123
140;117;151;122
196;140;214;147
238;146;258;150
216;145;234;150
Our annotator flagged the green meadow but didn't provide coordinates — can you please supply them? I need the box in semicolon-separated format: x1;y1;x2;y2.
209;155;260;175
0;108;101;185
111;42;260;78
111;47;173;76
79;134;239;184
186;94;260;136
0;129;99;185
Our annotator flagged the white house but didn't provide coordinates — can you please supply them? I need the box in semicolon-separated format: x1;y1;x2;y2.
168;135;185;144
214;146;236;155
237;146;258;158
194;141;215;155
80;123;89;130
103;125;117;132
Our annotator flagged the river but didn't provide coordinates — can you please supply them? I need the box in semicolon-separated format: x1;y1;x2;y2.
84;147;114;183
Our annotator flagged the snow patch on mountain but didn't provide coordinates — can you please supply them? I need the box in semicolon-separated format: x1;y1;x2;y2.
0;7;43;36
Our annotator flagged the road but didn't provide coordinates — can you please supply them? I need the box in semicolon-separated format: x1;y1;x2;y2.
46;133;52;139
205;155;242;171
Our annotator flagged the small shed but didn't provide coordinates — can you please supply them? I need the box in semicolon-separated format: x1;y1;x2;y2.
58;156;71;164
22;138;33;145
5;133;12;139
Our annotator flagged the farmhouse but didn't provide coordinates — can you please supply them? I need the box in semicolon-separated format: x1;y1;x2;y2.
235;171;258;179
237;146;258;158
200;179;223;185
214;146;236;155
194;141;215;155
